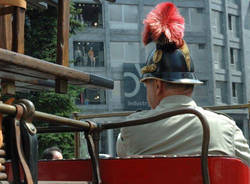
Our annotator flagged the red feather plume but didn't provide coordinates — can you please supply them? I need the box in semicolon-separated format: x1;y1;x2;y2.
143;2;185;47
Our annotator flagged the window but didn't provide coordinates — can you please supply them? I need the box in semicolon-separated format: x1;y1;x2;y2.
110;4;122;22
74;3;102;28
76;89;106;105
230;48;234;64
109;4;138;30
231;82;243;103
188;44;207;73
245;3;250;30
234;49;241;71
215;87;222;103
124;5;138;23
230;48;241;71
232;82;236;97
179;8;190;24
231;82;243;104
190;8;204;31
196;8;203;14
73;41;104;67
228;14;232;30
228;14;239;37
211;10;223;34
198;44;205;50
213;45;225;69
216;81;227;104
179;8;190;31
227;0;237;4
110;42;140;67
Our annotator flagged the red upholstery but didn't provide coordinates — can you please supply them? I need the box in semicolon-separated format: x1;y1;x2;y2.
6;156;249;184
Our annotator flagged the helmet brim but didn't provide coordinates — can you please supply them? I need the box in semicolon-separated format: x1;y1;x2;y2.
140;75;203;85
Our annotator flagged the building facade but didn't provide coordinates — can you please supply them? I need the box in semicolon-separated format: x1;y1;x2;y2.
69;0;250;156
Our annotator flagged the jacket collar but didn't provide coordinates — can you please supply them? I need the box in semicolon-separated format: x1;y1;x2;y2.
156;95;197;110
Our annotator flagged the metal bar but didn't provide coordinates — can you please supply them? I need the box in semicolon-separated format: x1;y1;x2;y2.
0;103;16;115
100;108;210;184
204;103;250;111
75;111;134;119
75;103;250;120
0;102;213;183
0;103;94;131
85;132;102;184
34;111;93;130
37;126;84;133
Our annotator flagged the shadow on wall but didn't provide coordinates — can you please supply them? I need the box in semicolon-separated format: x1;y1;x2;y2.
244;2;250;30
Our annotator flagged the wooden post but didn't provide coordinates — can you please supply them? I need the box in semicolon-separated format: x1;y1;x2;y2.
0;5;12;50
0;5;16;95
0;1;26;95
55;79;68;94
12;6;25;54
0;5;25;96
56;0;70;93
1;80;15;95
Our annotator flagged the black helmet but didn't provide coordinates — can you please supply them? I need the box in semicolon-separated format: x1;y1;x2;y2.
141;2;202;85
140;42;202;84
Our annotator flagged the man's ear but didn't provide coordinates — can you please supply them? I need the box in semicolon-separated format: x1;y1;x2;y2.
155;80;163;96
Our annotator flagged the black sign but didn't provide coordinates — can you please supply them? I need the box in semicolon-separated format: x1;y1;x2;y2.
123;63;150;110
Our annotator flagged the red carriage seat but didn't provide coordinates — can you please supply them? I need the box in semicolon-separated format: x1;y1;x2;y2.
6;156;248;184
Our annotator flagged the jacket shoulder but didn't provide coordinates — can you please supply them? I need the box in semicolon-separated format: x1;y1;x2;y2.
203;108;235;121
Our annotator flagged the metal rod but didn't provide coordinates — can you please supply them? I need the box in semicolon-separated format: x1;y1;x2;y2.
37;126;84;133
100;108;210;184
0;103;94;131
75;112;134;119
85;132;102;184
0;103;17;115
74;103;250;120
204;103;250;111
34;111;93;130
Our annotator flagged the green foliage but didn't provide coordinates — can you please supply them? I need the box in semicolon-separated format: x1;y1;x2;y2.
25;6;57;63
25;3;84;63
15;86;83;159
69;3;85;35
24;3;84;159
28;87;80;117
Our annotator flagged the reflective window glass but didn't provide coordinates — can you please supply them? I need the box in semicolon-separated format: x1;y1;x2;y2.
76;89;106;105
74;3;102;28
73;41;104;67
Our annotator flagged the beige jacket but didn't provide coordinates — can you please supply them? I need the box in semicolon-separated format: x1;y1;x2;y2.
116;95;250;165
